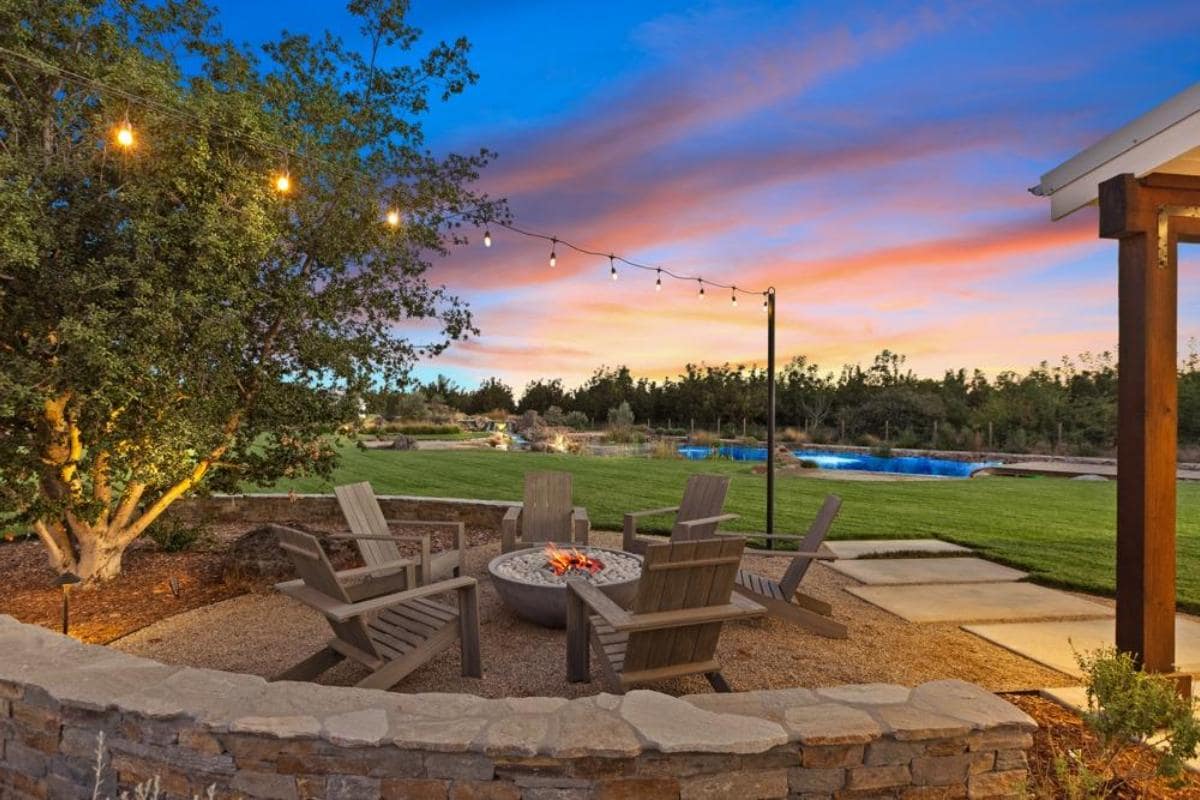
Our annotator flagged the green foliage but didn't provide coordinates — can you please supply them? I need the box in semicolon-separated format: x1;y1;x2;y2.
0;0;501;579
461;378;515;415
1076;647;1200;782
144;517;207;553
562;411;590;431
382;424;461;436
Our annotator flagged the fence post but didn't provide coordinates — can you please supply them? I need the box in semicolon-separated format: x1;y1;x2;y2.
884;420;890;442
988;421;994;451
933;420;938;447
742;417;747;437
1057;421;1063;453
717;415;721;438
840;417;845;442
690;417;694;433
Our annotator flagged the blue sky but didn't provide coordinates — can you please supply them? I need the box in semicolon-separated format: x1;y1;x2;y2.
214;1;1200;391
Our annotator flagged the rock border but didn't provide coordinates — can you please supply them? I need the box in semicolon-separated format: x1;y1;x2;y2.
0;616;1035;799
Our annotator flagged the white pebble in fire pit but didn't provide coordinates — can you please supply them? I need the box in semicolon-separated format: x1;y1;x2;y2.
491;546;642;586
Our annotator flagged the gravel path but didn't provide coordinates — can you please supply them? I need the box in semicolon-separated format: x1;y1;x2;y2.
111;531;1072;697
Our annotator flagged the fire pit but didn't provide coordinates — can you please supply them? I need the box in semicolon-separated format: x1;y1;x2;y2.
488;543;642;628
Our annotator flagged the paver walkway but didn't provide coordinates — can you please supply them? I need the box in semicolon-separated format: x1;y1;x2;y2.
964;617;1200;678
824;539;970;559
829;557;1026;585
846;582;1113;624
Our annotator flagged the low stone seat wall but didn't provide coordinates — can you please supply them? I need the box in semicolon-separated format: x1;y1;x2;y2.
0;617;1034;799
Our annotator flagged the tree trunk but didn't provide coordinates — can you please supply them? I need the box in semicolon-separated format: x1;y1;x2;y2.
75;531;126;583
37;518;130;584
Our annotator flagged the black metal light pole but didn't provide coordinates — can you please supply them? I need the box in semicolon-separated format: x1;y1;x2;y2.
766;287;776;546
55;571;81;635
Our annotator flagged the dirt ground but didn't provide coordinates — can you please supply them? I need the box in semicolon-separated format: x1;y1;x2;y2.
102;529;1071;697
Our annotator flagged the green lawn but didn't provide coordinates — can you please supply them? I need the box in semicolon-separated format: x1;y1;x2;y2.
257;445;1200;611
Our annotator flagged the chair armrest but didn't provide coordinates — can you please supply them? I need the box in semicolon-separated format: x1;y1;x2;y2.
325;533;402;542
674;513;739;531
334;558;417;581
740;545;838;559
280;576;479;622
614;598;766;632
572;506;590;546
624;506;680;520
566;577;630;628
385;519;462;531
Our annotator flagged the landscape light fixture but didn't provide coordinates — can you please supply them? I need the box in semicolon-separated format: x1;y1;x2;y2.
385;209;401;227
114;115;134;149
54;571;82;636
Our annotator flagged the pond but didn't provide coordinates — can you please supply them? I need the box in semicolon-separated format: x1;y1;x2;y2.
676;445;997;478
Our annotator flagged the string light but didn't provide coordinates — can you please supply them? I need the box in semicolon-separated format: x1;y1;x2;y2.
731;287;737;307
0;48;772;312
114;116;134;149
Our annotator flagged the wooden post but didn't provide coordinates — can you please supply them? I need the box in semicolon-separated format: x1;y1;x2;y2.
1057;421;1063;454
1098;173;1195;674
742;417;747;437
884;420;889;443
717;415;721;438
987;421;993;450
933;419;938;446
565;583;590;682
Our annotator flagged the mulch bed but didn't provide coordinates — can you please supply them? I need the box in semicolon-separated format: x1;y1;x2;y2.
1010;694;1200;799
2;538;241;644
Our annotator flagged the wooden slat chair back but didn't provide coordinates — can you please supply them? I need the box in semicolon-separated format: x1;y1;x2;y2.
731;493;847;639
623;474;735;554
336;481;401;566
335;481;464;583
778;494;842;598
624;538;744;678
522;471;574;542
503;472;589;552
566;537;764;692
275;526;381;663
670;475;731;540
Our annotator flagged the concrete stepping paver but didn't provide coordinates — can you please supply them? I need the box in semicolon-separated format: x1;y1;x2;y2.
845;582;1114;624
824;539;971;559
963;617;1200;679
829;557;1026;586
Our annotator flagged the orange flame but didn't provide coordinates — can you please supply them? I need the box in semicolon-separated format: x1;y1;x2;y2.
544;542;603;576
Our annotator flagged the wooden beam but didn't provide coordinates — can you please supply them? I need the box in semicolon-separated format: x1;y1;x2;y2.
1104;173;1181;673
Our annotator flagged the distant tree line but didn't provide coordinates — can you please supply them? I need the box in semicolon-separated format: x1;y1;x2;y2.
363;347;1200;455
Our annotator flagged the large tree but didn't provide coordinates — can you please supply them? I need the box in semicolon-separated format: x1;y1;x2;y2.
0;0;502;581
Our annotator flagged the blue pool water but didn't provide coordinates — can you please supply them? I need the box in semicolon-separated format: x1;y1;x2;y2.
677;445;996;478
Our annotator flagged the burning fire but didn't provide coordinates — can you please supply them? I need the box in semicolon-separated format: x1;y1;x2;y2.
544;542;604;576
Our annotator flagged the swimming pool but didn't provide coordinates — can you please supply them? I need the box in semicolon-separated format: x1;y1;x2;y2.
676;445;996;478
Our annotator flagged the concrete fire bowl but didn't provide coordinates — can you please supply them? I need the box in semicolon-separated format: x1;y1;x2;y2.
487;546;642;628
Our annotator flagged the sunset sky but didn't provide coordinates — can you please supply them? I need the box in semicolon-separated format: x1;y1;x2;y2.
216;1;1200;393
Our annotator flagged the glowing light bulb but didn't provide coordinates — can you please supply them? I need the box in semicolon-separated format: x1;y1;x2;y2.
762;295;769;312
549;240;557;268
609;256;617;281
698;281;705;299
731;289;737;307
655;271;662;292
386;209;401;227
115;122;134;149
483;229;492;247
274;172;291;193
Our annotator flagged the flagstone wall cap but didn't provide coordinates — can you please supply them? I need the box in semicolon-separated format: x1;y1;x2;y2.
0;615;1035;758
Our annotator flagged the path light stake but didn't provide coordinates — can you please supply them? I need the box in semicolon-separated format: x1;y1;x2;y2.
54;571;81;636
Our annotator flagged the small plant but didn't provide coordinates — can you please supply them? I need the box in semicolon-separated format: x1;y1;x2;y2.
689;430;720;447
144;517;208;553
92;731;216;799
798;458;820;469
779;427;809;444
562;411;590;431
649;440;680;459
1073;646;1200;791
870;444;893;459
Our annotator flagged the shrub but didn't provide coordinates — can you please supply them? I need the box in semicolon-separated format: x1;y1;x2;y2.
384;423;461;436
563;411;590;430
649;440;680;459
144;517;208;553
857;433;881;448
779;426;809;444
543;405;566;426
870;444;893;459
798;458;820;469
689;430;720;447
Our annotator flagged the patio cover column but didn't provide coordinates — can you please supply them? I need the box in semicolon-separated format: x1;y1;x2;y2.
1100;173;1200;673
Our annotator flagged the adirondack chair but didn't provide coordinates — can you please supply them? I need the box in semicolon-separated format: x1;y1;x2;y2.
565;537;765;693
335;482;464;586
622;474;737;555
501;471;590;553
271;525;481;690
728;494;847;639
